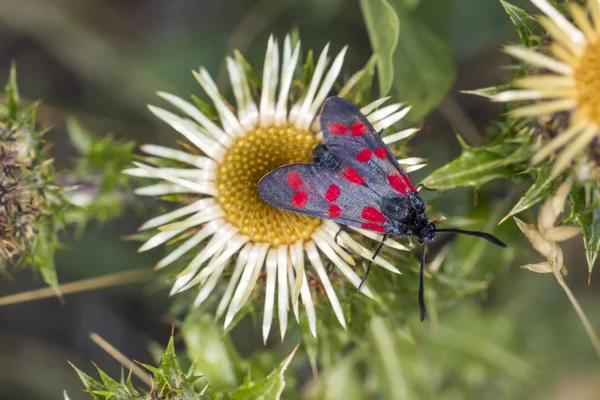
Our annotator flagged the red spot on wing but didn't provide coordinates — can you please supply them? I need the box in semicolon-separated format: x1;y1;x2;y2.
355;148;372;163
292;191;308;208
287;171;303;190
374;147;388;159
388;175;408;195
328;204;341;218
328;123;348;135
325;184;341;202
402;173;417;192
361;207;387;223
361;222;385;233
350;122;367;136
342;167;366;185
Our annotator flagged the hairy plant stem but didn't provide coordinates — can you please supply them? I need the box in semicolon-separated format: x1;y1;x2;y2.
553;267;600;360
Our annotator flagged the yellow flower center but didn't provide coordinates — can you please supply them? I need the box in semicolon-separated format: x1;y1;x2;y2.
575;38;600;125
216;125;321;245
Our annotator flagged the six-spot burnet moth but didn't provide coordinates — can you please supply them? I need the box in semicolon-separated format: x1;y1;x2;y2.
258;97;506;321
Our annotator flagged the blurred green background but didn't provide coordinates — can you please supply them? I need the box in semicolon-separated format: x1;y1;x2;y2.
0;0;598;398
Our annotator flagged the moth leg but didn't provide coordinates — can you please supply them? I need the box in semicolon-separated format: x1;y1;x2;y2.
408;237;414;248
333;225;351;246
358;234;388;289
416;183;435;192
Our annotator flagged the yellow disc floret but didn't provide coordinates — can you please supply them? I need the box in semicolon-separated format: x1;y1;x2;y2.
217;126;321;245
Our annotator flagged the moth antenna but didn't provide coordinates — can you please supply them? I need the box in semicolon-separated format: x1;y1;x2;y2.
419;244;427;322
435;228;507;248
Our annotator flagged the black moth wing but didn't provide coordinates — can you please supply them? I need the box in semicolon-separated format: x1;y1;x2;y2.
320;97;418;196
258;163;393;234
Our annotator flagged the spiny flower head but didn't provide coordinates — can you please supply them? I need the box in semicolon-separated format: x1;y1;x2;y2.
493;0;600;181
126;34;424;343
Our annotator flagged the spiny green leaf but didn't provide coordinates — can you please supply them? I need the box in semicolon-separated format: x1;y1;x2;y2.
94;365;141;400
66;117;94;155
569;186;600;274
500;1;544;47
391;4;455;120
359;0;399;96
228;345;298;400
340;56;377;106
69;363;105;400
421;137;532;190
182;313;239;389
501;166;565;224
5;63;19;119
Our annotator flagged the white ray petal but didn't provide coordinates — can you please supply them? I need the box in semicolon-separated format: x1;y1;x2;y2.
305;241;346;328
532;119;588;164
124;167;214;181
366;103;403;124
504;46;572;75
290;240;304;303
277;245;290;341
140;144;215;169
135;183;193;196
193;256;228;307
372;106;412;131
360;97;391;115
531;0;586;46
140;198;214;231
552;124;599;176
159;206;224;231
139;229;182;252
510;98;576;117
260;36;279;127
216;243;252;319
175;223;238;282
299;270;317;337
193;68;245;137
234;50;260;128
133;162;216;195
312;226;355;266
405;164;428;173
313;232;374;298
148;105;225;161
338;68;365;98
383;128;420;145
294;44;330;127
183;234;249;290
156;222;218;269
348;225;410;250
224;244;267;328
396;157;426;165
240;243;269;307
157;92;231;144
493;90;550;102
287;259;299;323
227;57;252;130
275;38;301;125
336;231;400;274
300;46;348;130
321;222;400;274
263;249;277;344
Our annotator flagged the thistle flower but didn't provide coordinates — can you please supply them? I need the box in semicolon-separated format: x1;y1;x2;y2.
493;0;600;179
0;66;64;290
126;35;423;342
